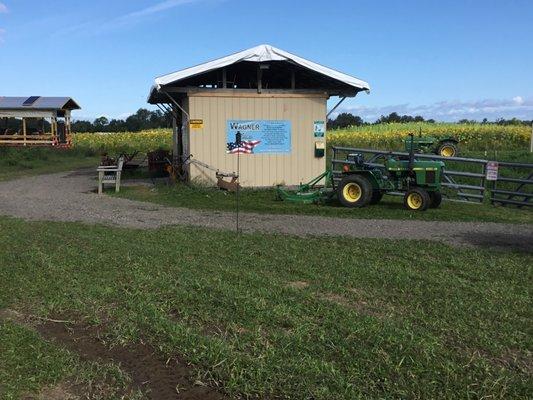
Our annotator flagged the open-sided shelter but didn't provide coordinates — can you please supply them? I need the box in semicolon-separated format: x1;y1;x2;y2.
148;44;369;186
0;96;80;147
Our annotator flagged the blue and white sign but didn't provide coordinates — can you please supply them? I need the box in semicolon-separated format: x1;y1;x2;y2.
226;120;291;154
314;120;326;137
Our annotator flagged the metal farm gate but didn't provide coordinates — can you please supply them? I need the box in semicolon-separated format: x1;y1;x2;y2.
331;146;533;207
490;161;533;207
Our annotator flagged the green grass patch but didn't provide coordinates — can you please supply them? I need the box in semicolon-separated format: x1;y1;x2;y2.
0;217;531;399
0;147;100;181
114;183;533;224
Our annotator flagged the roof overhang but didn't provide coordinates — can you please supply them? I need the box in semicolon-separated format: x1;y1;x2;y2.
0;97;81;111
148;44;370;104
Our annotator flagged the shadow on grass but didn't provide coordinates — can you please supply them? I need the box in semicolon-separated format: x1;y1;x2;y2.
457;231;533;254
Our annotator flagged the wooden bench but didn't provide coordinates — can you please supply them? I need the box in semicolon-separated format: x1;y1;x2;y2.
97;157;124;194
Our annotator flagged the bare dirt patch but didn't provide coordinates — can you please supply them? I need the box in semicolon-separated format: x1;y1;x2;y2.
318;292;384;317
495;348;533;375
0;309;227;400
286;281;310;290
444;336;532;377
0;308;25;322
22;382;80;400
34;321;228;400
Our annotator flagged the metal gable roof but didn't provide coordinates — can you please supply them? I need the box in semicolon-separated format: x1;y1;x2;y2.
0;97;81;110
149;44;370;102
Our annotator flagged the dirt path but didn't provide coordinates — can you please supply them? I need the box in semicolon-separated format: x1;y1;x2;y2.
1;309;226;400
0;169;531;251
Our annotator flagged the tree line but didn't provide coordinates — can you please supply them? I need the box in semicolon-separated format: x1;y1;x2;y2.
327;112;532;129
327;112;434;129
1;108;172;134
71;109;172;132
2;108;530;134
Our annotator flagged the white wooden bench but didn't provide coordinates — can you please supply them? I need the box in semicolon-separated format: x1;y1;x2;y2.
97;156;124;194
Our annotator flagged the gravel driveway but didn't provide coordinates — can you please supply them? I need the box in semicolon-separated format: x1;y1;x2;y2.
0;169;531;252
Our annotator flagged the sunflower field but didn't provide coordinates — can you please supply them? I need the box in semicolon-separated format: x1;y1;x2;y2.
72;123;531;154
328;123;531;151
72;129;172;153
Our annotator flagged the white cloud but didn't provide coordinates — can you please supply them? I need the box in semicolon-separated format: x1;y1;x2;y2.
56;0;212;37
335;97;533;122
117;112;134;120
513;96;524;105
115;0;199;24
0;3;7;13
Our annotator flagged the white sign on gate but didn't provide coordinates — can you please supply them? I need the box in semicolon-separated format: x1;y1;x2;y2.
486;161;499;181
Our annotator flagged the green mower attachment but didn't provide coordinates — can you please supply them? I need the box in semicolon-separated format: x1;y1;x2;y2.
276;170;335;204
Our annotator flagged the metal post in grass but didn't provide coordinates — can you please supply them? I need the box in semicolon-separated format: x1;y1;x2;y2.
236;131;241;234
530;122;533;153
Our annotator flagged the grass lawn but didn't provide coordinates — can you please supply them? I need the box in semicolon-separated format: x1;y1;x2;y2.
0;147;99;181
115;183;533;224
0;217;531;399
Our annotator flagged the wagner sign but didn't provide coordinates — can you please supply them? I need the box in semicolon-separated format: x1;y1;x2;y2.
226;120;291;154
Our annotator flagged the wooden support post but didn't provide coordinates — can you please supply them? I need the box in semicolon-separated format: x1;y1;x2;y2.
291;70;296;90
98;172;103;195
65;116;71;143
222;68;227;89
257;67;262;94
22;118;27;146
172;105;179;160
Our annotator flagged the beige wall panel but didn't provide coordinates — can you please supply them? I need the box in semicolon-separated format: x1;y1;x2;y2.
187;94;326;187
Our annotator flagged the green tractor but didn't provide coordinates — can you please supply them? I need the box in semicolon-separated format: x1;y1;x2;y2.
276;135;446;211
338;136;445;211
404;135;459;158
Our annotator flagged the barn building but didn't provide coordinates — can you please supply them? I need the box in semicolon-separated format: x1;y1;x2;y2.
148;44;369;187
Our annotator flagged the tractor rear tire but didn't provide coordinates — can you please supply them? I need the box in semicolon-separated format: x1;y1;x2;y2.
369;190;384;205
404;188;431;211
437;141;458;157
429;191;443;208
338;175;372;208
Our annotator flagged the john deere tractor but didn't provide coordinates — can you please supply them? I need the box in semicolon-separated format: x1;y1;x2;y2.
404;135;459;157
339;135;445;211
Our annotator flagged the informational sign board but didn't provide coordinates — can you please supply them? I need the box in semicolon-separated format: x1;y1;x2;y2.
486;161;499;181
189;119;204;130
314;120;325;137
226;120;291;154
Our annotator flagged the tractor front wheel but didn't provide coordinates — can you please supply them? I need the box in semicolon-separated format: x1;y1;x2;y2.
437;141;458;157
429;191;443;208
338;175;372;208
404;188;431;211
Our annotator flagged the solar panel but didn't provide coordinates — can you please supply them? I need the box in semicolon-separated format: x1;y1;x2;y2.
22;96;40;106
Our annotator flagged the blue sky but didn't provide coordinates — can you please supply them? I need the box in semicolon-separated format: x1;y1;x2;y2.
0;0;532;122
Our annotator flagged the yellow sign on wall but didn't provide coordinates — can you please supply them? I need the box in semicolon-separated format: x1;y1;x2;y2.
189;119;204;129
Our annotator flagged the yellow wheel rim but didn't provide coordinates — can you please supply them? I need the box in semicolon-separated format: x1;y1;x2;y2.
407;192;423;209
343;182;362;202
440;146;455;157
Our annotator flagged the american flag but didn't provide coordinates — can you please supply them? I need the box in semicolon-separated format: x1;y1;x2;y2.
227;139;261;154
